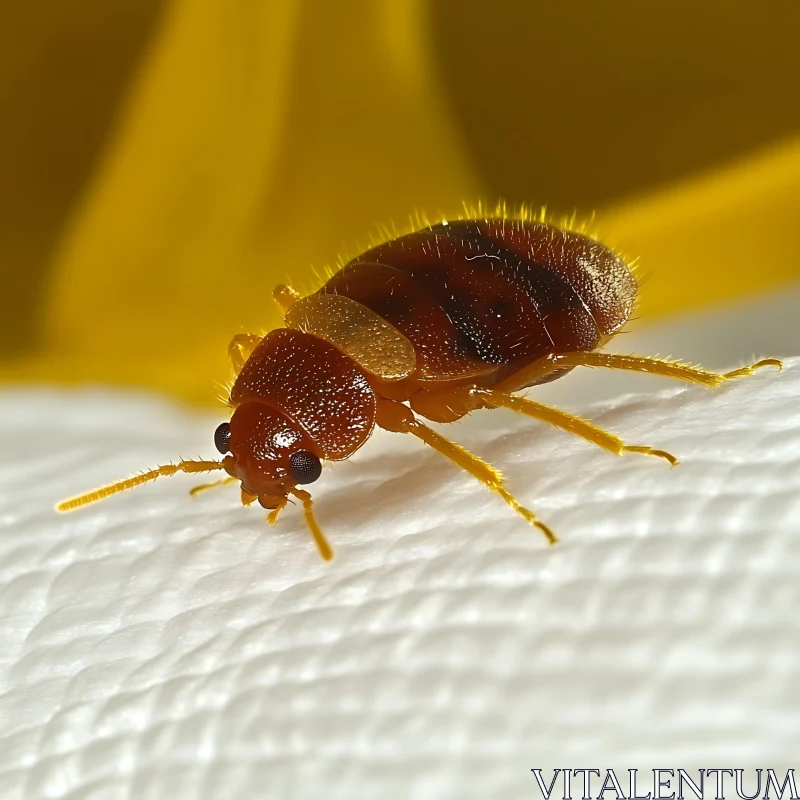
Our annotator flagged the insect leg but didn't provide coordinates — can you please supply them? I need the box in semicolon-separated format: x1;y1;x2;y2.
228;333;263;376
189;475;239;496
498;352;781;392
472;389;677;465
375;399;556;544
273;284;301;313
290;489;334;561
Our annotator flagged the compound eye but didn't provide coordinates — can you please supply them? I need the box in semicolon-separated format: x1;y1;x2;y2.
288;450;322;484
214;422;232;454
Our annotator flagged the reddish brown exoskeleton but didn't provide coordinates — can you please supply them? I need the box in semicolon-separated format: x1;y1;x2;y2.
57;212;781;559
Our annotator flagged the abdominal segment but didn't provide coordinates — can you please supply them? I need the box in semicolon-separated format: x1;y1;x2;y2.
319;218;637;384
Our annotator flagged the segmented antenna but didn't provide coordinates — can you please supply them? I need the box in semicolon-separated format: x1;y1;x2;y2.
56;460;226;511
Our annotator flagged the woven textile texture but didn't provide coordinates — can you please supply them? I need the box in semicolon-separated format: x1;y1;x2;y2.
0;355;798;799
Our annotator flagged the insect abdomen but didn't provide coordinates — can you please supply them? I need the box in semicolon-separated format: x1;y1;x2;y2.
321;219;637;382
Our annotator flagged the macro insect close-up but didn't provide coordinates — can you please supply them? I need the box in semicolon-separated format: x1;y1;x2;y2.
3;3;800;798
56;211;781;559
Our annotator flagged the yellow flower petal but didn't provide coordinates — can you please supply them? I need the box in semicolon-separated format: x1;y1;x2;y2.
599;138;800;320
29;0;479;403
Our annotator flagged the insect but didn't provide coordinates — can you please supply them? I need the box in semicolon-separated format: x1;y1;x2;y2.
57;212;781;559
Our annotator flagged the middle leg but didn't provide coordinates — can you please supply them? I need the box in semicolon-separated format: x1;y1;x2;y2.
472;388;678;466
375;399;556;544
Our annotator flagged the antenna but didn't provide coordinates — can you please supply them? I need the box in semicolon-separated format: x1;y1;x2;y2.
56;459;227;511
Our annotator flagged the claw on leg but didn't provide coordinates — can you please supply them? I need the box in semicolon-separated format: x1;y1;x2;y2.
494;485;557;544
622;445;679;467
723;358;783;380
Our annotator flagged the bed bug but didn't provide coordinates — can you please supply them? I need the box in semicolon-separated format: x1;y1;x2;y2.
57;214;782;559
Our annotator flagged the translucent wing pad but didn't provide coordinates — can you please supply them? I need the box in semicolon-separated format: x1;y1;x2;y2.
284;293;417;381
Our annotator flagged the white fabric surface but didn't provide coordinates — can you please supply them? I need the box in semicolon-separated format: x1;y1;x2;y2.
0;352;798;798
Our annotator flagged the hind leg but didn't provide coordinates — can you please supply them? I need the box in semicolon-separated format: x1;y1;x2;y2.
495;352;781;393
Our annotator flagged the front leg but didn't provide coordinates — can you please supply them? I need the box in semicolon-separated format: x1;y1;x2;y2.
228;333;263;376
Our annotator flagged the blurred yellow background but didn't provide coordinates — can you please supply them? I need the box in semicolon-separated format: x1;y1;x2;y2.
2;0;799;404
